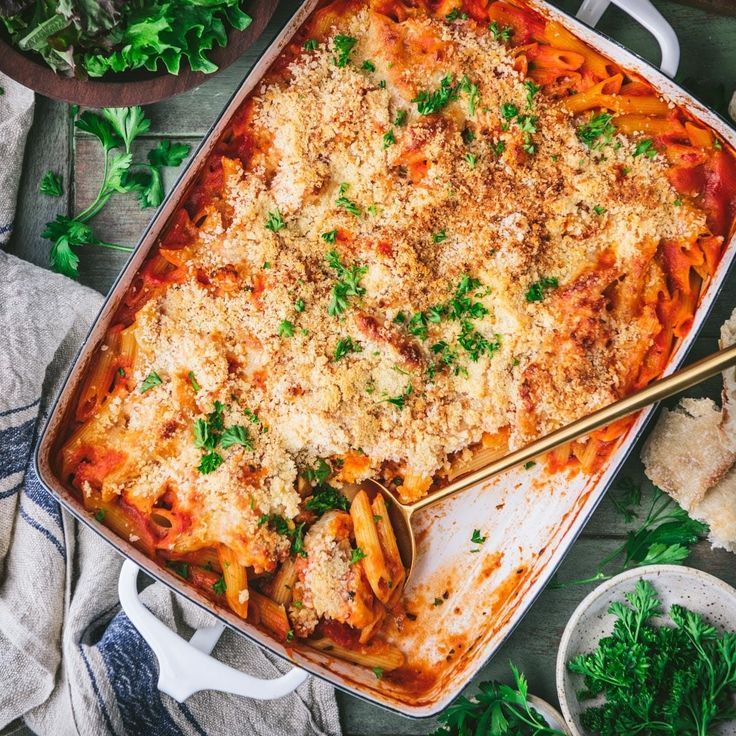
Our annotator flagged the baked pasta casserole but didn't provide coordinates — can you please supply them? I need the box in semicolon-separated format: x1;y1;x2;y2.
59;0;736;677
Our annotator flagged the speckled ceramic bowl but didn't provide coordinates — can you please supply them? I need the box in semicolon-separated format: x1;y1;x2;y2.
556;565;736;736
527;694;571;734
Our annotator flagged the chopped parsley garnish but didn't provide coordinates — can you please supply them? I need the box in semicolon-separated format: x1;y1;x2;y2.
378;80;386;89
714;138;723;151
334;336;362;361
333;34;357;67
393;311;407;324
265;209;285;232
516;114;538;154
464;152;478;168
523;79;541;109
193;401;250;471
361;59;376;72
459;75;479;116
321;229;338;244
433;230;447;243
294;298;306;312
394;109;407;126
501;102;518;120
383;383;413;409
335;182;361;217
593;205;606;216
117;367;126;377
674;197;683;207
447;274;488;320
446;8;467;21
305;485;350;515
372;667;384;679
220;425;253;450
166;560;190;579
433;597;444;606
212;576;226;595
303;38;318;51
525;276;559;302
458;321;500;362
140;371;162;393
471;529;487;544
382;129;396;149
198;451;223;474
293;600;304;609
408;311;429;340
291;522;307;558
524;461;536;469
303;458;332;485
259;513;291;536
285;629;295;642
326;249;368;316
489;21;513;42
634;138;657;158
95;509;106;522
350;547;367;565
188;371;200;392
493;140;506;157
278;319;295;338
577;111;616;149
412;74;459;116
461;126;475;145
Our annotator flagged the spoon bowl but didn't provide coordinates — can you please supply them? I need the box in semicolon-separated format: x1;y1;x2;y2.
361;344;736;593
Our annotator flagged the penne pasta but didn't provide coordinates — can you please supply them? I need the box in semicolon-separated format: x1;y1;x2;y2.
371;495;405;602
249;591;291;640
270;557;297;606
219;546;249;618
308;637;405;672
76;326;122;422
350;491;392;604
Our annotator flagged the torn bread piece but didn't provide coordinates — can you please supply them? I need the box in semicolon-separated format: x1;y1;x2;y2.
720;310;736;450
642;306;736;551
691;467;736;553
641;397;736;511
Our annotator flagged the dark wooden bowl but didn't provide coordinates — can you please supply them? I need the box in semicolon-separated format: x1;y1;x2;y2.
0;1;279;106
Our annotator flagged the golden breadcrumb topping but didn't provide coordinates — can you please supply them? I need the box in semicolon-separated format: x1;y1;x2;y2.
78;6;706;568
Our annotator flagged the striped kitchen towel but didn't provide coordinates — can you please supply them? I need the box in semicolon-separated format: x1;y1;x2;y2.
0;74;33;246
0;86;340;736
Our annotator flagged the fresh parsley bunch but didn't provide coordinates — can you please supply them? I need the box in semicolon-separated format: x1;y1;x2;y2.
551;480;708;589
0;1;251;78
569;580;736;735
42;105;190;278
433;664;566;736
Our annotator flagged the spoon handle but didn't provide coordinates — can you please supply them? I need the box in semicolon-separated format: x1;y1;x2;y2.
409;343;736;513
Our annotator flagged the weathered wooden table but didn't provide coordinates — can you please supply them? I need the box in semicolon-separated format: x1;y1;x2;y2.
6;2;736;734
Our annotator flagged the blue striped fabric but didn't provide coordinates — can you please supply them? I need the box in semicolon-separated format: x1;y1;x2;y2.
0;389;197;735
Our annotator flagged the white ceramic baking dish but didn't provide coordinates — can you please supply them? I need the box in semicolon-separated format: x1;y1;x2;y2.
35;0;736;718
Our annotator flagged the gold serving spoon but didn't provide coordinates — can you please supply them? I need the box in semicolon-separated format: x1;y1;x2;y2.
363;344;736;587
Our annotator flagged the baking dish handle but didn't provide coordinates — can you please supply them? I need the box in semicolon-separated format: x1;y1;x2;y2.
576;0;680;77
118;560;308;702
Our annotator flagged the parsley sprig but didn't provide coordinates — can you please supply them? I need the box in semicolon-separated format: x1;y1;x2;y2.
525;276;558;302
333;34;357;67
500;102;538;154
39;171;63;197
193;401;253;474
335;182;361;217
413;75;460;115
43;106;190;278
326;249;368;316
577;111;616;150
551;482;708;589
432;663;565;736
568;580;736;735
489;21;513;42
